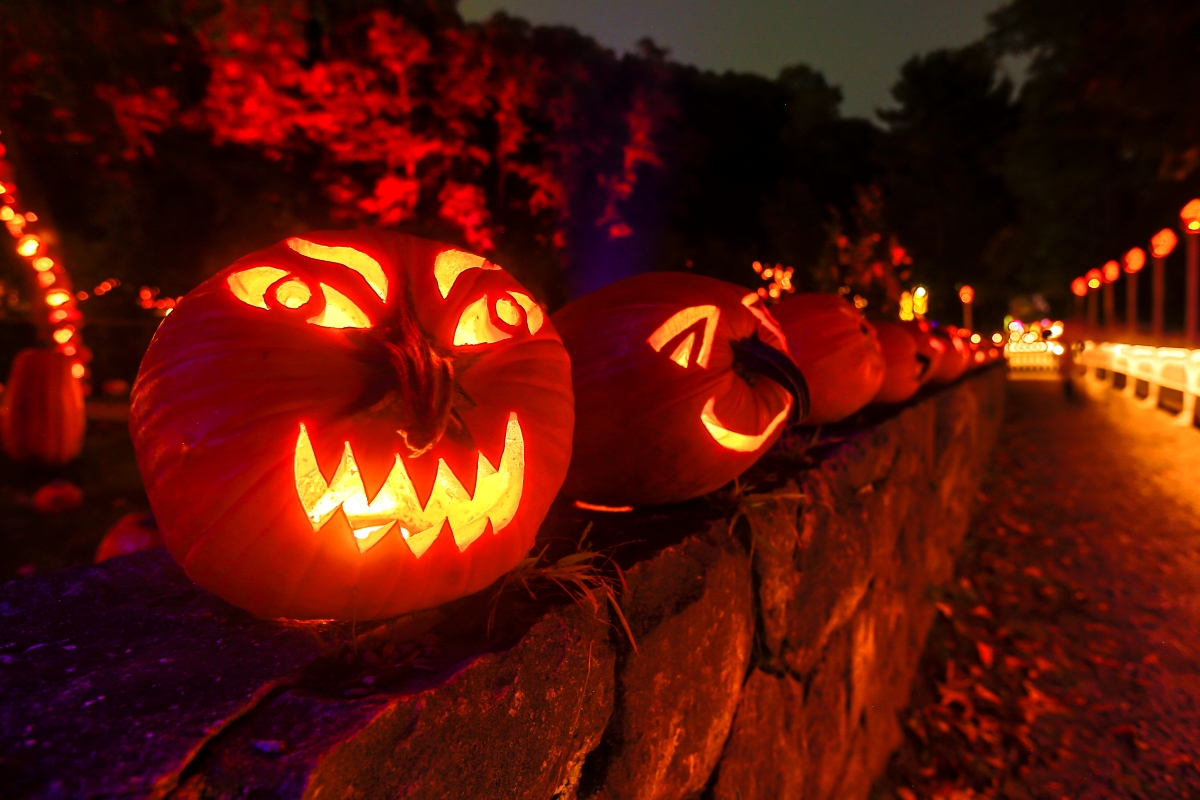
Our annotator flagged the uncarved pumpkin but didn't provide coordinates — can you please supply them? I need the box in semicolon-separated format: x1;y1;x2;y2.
131;230;573;620
1;348;86;465
773;293;885;425
96;512;162;562
554;273;807;507
872;321;926;404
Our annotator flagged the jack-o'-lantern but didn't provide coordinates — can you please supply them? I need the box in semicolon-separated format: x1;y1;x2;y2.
553;273;807;507
130;231;573;620
899;320;947;385
928;326;971;384
872;321;928;404
773;293;885;425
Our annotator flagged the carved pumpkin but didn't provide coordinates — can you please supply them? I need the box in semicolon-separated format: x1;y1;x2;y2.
1;348;86;465
773;293;885;425
899;320;947;385
554;273;807;507
95;512;162;562
872;321;927;404
928;327;971;384
131;231;573;620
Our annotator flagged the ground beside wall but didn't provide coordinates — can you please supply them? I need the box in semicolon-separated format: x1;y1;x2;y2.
0;366;1006;800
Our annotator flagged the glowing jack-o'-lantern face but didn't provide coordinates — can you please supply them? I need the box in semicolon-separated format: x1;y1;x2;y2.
130;231;572;621
553;273;808;508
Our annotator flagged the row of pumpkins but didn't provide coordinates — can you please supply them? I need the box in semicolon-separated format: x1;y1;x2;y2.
1;231;1000;621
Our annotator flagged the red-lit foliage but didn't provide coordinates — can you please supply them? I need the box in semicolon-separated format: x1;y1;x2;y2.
83;3;664;260
813;185;913;319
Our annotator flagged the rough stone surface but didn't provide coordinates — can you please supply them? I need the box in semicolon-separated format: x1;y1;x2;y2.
0;367;1005;800
0;549;332;799
581;523;753;800
173;600;615;800
712;367;1006;800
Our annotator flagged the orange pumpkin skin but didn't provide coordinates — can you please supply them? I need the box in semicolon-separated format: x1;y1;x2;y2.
928;328;971;384
872;321;926;404
899;320;947;385
554;273;805;507
130;230;573;620
1;349;86;465
773;293;885;425
96;512;162;562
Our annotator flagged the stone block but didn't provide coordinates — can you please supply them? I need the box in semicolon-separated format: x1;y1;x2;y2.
176;599;615;800
582;523;753;800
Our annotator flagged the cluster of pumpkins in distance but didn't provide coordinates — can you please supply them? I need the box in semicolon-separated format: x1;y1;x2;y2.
3;230;999;622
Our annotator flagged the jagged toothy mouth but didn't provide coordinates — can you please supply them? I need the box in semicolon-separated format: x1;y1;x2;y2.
293;413;524;556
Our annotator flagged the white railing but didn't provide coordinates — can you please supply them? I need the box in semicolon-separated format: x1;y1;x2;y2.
1078;341;1200;424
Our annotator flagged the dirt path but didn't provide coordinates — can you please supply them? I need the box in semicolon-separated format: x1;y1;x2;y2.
876;377;1200;799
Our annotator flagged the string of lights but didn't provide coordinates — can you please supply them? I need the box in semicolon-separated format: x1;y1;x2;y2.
0;129;87;380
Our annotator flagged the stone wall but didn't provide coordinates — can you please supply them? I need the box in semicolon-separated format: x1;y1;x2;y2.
0;366;1005;800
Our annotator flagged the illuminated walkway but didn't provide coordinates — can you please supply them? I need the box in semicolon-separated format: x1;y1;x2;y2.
879;377;1200;799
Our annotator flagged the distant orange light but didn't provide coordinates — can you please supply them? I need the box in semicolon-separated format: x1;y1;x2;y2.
16;235;40;257
33;256;53;272
1152;228;1178;257
1123;247;1146;274
959;285;975;304
70;363;85;379
1071;277;1087;296
36;271;55;288
1183;199;1200;232
1102;260;1120;283
1086;268;1103;289
49;309;68;323
52;327;74;344
44;289;71;307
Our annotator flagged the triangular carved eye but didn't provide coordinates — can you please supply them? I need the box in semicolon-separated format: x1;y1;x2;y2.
647;305;720;369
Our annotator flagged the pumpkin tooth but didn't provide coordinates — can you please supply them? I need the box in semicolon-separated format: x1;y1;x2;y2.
293;413;524;556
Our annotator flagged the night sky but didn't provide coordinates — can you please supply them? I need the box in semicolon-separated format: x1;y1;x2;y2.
458;0;1005;119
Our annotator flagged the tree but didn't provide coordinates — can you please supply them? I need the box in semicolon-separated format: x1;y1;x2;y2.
988;0;1200;322
878;44;1018;325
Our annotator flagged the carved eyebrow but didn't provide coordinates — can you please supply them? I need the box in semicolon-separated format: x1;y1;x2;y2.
287;238;388;302
434;249;499;299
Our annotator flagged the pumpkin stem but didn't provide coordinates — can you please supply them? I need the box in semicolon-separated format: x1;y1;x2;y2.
730;334;810;425
350;299;455;456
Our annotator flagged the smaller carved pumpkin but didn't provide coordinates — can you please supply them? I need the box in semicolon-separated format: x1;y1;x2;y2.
1;349;86;465
773;293;884;425
555;273;808;507
899;320;947;385
872;321;926;404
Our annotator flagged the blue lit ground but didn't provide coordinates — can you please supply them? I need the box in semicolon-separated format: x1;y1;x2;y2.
878;377;1200;799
